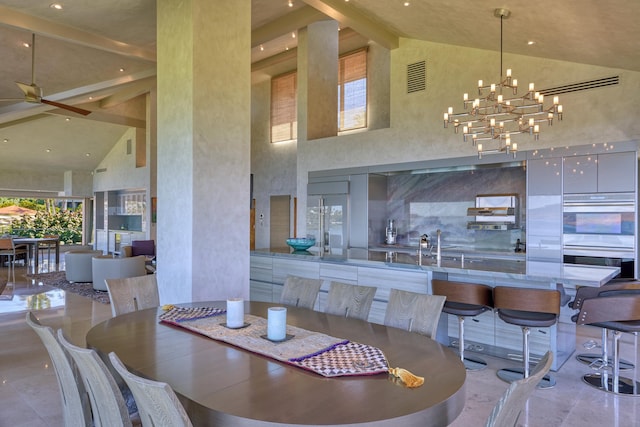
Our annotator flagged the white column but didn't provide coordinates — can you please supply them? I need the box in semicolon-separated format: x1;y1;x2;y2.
157;0;251;303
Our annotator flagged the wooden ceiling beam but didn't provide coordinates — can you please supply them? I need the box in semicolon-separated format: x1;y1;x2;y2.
301;0;399;49
252;6;326;47
0;5;156;62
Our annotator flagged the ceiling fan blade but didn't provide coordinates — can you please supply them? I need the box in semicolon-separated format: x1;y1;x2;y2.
41;99;92;116
0;98;26;102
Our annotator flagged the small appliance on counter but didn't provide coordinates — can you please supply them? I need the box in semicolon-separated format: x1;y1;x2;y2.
385;219;397;245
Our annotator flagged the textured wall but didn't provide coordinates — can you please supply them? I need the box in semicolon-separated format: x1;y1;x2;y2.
287;37;640;238
92;127;149;192
157;0;251;303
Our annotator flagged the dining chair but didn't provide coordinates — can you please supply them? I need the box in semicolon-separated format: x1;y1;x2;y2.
109;352;193;427
38;234;59;268
325;281;376;321
0;238;29;281
105;274;160;317
25;312;92;427
280;275;322;310
485;351;554;427
384;288;446;339
57;329;136;427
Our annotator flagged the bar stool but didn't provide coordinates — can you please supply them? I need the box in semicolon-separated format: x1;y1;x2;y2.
576;294;640;395
431;279;493;370
570;282;640;370
493;286;560;388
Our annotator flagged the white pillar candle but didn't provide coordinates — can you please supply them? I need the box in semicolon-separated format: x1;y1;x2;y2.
267;307;287;341
226;298;244;328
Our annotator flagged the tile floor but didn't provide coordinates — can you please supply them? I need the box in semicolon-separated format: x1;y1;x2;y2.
0;258;639;426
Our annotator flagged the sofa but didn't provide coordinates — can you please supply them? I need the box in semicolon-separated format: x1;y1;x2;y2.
120;240;155;258
91;255;147;291
64;250;103;283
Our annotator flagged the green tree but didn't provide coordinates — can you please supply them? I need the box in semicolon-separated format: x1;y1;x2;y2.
9;209;83;244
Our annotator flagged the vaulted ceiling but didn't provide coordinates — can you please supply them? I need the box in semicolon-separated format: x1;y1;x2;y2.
0;0;638;176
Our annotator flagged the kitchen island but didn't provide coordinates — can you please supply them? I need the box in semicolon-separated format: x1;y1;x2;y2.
250;247;620;371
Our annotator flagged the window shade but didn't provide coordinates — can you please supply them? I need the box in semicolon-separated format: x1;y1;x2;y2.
271;72;297;143
338;49;367;131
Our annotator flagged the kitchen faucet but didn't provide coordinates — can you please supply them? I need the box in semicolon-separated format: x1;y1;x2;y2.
417;234;429;266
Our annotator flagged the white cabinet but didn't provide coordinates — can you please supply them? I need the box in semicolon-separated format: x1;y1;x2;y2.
597;151;637;193
564;152;636;194
527;158;562;262
117;192;146;215
95;230;108;253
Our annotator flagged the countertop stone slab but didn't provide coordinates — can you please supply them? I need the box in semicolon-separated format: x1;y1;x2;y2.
252;248;619;287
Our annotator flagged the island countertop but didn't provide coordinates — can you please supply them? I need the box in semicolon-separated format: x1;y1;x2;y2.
251;247;619;288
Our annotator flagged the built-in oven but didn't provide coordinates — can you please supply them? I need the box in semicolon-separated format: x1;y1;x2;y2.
563;192;636;278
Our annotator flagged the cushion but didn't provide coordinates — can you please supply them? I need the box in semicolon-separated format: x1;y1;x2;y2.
131;240;155;257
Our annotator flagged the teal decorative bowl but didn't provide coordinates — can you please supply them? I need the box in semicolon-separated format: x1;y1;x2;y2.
286;238;316;251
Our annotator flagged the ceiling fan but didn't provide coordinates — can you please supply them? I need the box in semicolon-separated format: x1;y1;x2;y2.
0;33;91;116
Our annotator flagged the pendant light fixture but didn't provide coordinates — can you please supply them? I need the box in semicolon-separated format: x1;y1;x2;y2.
443;8;563;158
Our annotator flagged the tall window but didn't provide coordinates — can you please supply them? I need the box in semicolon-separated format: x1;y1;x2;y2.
270;72;297;143
338;48;367;132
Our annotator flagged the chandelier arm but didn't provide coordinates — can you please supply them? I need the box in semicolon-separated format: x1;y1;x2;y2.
441;8;562;157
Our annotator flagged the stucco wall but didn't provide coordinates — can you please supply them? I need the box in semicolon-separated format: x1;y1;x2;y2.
92;127;149;192
251;37;640;247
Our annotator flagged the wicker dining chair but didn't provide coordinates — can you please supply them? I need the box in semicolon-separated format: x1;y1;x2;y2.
384;288;446;339
485;351;554;427
57;329;135;427
109;352;193;427
105;274;160;317
25;312;92;427
325;281;376;321
280;275;322;310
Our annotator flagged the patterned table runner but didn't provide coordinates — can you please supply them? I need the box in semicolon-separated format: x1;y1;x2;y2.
159;306;392;378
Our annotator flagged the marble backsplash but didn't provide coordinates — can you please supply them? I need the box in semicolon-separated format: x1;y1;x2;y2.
370;166;526;251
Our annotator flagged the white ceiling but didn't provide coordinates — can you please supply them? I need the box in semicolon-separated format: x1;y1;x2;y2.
0;0;638;176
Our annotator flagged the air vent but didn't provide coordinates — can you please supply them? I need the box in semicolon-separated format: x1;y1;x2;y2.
126;139;132;155
407;60;426;93
95;168;107;173
540;75;619;96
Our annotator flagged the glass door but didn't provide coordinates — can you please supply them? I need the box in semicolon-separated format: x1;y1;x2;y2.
306;195;348;255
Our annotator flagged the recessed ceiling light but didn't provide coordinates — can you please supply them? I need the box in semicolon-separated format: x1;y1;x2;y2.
65;117;71;122
528;41;536;45
291;32;296;39
404;1;410;6
288;0;293;7
260;44;264;51
50;3;63;10
3;138;8;143
23;42;30;48
85;153;91;157
45;148;51;153
119;67;125;72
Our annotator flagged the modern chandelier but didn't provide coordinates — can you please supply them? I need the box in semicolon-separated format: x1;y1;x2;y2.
443;8;563;158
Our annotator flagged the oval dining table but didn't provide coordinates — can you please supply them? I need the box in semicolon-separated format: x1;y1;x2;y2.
86;301;466;426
